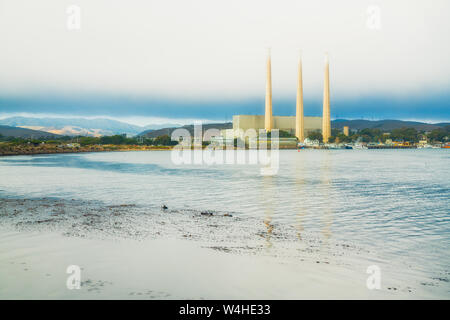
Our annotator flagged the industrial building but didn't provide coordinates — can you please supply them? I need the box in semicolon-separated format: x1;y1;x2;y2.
225;50;332;143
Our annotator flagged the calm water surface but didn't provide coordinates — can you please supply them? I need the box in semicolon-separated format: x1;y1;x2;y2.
0;149;449;297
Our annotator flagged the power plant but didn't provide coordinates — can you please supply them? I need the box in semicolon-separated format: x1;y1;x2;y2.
264;48;273;132
295;53;305;142
322;53;331;143
227;50;332;143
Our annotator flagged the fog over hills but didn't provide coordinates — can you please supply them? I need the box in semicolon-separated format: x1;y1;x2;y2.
0;117;181;137
0;117;144;136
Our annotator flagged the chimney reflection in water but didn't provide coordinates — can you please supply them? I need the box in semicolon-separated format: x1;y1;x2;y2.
262;175;274;248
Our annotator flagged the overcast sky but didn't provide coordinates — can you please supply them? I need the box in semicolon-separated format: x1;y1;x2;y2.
0;0;449;123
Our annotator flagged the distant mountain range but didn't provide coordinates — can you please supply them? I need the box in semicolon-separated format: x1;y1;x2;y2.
0;125;61;139
0;117;181;137
0;117;144;136
0;117;448;139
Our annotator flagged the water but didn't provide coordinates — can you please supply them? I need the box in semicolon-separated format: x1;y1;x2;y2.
0;149;449;298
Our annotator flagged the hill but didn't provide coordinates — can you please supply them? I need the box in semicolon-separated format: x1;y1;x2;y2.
0;117;190;137
139;119;447;138
1;117;447;139
139;123;233;138
0;117;144;136
332;119;449;131
0;125;61;139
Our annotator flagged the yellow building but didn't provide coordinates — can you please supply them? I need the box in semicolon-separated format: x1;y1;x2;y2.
343;126;349;136
231;115;322;140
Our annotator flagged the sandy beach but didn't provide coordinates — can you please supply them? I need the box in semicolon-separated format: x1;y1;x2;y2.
0;197;447;299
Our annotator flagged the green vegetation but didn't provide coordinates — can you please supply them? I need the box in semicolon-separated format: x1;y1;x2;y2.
95;134;177;146
266;130;295;138
308;126;449;144
306;130;323;143
0;134;180;156
390;128;419;143
0;134;178;146
331;127;419;143
152;135;178;146
357;128;386;143
428;126;450;142
1;124;449;154
0;136;72;144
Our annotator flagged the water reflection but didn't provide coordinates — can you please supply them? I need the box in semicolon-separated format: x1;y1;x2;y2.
261;175;274;248
320;152;333;241
294;154;306;240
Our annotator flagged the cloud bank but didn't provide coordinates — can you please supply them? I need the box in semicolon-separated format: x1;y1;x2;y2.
0;0;449;122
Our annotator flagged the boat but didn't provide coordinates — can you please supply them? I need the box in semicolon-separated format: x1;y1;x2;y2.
297;143;305;149
418;144;433;149
353;144;368;150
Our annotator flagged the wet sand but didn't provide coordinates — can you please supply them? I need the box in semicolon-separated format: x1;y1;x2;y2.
1;198;447;299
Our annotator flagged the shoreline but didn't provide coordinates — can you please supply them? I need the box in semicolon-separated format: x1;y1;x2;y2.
2;145;447;157
0;145;173;157
0;197;448;299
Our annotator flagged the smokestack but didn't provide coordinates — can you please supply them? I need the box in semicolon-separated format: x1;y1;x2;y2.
343;126;349;136
264;48;273;132
322;53;331;143
295;52;304;142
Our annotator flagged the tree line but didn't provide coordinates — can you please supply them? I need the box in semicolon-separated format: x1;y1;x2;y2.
0;134;178;146
1;125;449;146
306;126;450;143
